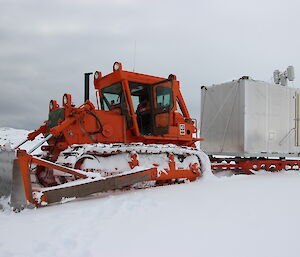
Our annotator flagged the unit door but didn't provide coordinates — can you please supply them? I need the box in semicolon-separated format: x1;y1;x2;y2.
151;80;174;135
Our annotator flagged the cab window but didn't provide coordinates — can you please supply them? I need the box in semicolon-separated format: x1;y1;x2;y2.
156;86;173;108
101;83;122;111
129;82;149;112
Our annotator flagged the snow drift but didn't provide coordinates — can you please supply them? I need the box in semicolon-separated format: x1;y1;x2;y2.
1;128;300;257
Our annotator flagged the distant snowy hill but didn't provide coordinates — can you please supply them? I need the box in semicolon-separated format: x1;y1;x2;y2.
0;127;45;154
1;128;300;257
0;127;30;147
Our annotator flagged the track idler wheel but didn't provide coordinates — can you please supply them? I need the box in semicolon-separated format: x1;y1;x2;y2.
36;165;58;187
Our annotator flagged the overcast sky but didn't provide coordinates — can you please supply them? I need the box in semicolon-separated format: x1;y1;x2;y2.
1;0;300;130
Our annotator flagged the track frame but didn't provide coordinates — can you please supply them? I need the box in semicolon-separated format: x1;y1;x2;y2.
211;157;300;174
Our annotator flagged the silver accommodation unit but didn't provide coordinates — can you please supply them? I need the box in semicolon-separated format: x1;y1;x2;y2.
200;77;300;157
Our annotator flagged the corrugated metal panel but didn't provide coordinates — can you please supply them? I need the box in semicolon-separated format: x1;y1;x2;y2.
200;78;300;157
296;93;300;146
201;80;244;154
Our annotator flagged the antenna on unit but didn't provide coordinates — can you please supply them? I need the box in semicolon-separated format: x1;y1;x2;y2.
273;66;295;86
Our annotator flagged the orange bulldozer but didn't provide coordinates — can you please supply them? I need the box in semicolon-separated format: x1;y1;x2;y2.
0;62;208;210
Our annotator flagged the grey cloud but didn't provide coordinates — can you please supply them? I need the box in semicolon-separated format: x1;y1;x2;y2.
1;0;300;129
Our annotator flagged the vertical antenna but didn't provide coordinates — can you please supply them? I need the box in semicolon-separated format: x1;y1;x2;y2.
133;40;136;72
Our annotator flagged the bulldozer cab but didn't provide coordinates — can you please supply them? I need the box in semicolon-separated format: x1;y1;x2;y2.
99;79;173;136
128;79;173;136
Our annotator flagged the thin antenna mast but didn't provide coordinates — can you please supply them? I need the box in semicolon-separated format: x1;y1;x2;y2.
133;40;136;72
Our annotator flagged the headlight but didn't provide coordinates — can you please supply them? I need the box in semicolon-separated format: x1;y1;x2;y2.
49;100;58;111
63;94;72;107
49;101;53;110
113;62;120;71
63;94;68;105
113;62;122;71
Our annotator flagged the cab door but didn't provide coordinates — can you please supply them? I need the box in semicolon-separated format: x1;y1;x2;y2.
151;79;174;135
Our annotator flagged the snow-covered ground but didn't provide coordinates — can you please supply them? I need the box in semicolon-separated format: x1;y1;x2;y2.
1;128;300;257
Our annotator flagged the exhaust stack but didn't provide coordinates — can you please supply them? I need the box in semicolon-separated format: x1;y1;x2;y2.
84;72;93;102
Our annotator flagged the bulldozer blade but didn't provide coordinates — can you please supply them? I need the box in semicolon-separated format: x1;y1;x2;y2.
0;149;16;198
42;168;154;205
0;149;27;210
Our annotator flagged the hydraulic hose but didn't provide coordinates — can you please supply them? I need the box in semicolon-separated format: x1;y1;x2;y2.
85;110;103;134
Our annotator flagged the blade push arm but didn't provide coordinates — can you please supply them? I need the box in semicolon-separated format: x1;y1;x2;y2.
14;125;47;149
27;125;47;141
